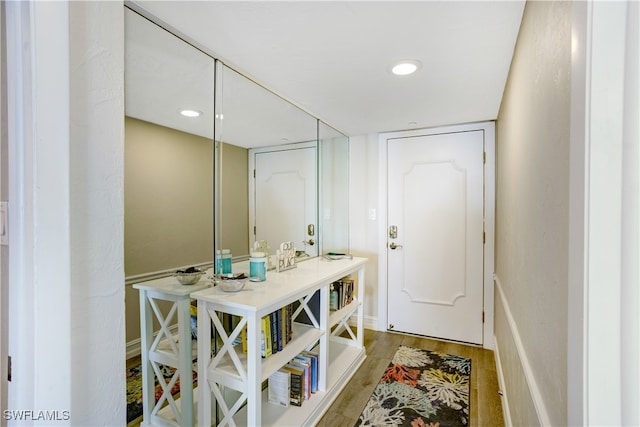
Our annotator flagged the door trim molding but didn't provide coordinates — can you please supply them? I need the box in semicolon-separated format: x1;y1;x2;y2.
377;121;495;349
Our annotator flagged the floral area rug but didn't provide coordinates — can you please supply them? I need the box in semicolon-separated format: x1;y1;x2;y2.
126;362;197;424
355;345;470;427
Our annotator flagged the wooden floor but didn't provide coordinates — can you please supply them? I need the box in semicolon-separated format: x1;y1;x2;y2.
127;329;504;426
316;329;505;427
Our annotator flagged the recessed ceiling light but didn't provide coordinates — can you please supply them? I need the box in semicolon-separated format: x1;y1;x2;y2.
180;109;201;117
391;60;422;76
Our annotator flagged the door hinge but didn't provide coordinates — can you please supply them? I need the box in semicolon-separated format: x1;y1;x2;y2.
7;355;11;381
483;152;486;164
253;169;256;178
253;226;256;235
482;311;485;323
483;231;486;244
1;201;8;246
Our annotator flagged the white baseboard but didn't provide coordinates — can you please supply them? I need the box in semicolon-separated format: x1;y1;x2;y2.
126;324;180;360
493;334;513;427
125;262;213;287
346;314;377;332
126;338;142;360
363;314;377;331
494;274;550;426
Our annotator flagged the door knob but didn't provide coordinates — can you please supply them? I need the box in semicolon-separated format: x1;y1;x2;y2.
389;242;403;250
303;239;315;246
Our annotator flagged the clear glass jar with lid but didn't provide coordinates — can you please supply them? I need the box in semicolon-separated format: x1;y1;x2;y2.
249;251;267;282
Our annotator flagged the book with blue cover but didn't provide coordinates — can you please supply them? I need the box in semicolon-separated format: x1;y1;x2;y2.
301;350;318;393
276;308;283;351
269;311;279;354
292;355;312;400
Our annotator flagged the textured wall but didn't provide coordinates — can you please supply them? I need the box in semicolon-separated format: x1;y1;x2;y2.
69;1;126;424
494;1;571;425
494;293;540;426
349;134;380;326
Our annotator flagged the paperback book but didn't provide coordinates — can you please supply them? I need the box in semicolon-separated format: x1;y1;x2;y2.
268;369;290;407
283;364;304;407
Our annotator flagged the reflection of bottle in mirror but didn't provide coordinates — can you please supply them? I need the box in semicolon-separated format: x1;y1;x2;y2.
249;251;267;282
330;285;338;311
216;249;233;274
254;240;272;270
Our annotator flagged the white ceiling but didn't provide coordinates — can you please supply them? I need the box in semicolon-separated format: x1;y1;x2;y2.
128;0;524;138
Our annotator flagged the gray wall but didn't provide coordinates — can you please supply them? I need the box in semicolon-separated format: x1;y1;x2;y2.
124;116;214;343
124;116;214;276
494;1;571;425
220;141;250;257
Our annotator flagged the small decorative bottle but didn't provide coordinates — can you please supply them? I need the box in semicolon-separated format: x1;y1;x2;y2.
216;249;233;275
249;251;267;282
330;284;339;311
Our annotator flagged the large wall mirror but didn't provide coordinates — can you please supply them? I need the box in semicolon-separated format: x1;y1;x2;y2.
215;64;351;263
123;6;350;344
319;122;350;255
124;8;215;279
124;8;216;345
215;63;319;260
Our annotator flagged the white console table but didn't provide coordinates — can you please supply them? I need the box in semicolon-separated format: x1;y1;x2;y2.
191;256;367;427
133;275;211;426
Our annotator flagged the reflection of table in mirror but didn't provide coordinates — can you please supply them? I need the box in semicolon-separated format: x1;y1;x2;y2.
133;275;211;426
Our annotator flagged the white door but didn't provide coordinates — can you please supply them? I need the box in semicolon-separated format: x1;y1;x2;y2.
251;144;318;257
387;130;484;344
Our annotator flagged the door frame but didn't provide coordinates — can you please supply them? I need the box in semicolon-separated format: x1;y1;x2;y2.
377;121;495;349
0;2;7;421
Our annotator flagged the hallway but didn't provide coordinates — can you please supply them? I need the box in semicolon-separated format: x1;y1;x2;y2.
318;329;504;426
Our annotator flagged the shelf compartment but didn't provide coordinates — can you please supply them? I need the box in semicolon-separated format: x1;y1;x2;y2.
150;336;198;365
208;322;325;390
232;341;366;426
328;298;360;328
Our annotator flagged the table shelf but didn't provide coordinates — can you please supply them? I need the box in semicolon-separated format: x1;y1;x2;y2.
233;342;366;426
329;298;360;328
192;256;367;426
133;277;210;427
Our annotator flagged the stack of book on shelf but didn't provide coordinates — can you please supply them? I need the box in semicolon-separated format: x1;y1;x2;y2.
241;303;294;357
268;350;319;407
329;278;355;311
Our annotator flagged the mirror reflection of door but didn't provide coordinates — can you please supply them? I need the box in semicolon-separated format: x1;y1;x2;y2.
250;142;318;258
